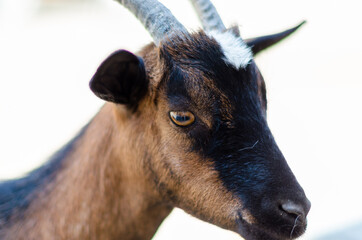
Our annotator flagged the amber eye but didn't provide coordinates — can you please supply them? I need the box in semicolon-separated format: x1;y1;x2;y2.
169;111;195;127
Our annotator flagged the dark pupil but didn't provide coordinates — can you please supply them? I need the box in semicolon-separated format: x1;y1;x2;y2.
176;114;189;122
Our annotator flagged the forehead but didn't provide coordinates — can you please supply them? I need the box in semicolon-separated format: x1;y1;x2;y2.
160;31;252;69
160;32;259;111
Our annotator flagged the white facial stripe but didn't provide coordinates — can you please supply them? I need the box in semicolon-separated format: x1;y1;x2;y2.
208;31;253;69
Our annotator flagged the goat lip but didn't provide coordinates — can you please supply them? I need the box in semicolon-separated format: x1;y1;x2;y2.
236;215;307;240
236;221;279;240
279;212;308;238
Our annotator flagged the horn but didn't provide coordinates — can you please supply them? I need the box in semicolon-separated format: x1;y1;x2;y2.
116;0;188;45
188;0;226;32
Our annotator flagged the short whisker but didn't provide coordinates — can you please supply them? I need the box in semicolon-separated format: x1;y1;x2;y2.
290;215;301;239
238;140;259;152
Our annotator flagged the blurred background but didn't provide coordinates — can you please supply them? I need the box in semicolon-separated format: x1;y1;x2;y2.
0;0;361;239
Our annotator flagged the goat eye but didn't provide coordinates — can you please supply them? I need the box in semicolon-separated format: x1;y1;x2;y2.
169;111;195;127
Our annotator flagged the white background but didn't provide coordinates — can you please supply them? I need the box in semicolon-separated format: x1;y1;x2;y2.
0;0;362;239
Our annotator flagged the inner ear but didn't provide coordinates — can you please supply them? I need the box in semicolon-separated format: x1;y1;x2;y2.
89;50;148;107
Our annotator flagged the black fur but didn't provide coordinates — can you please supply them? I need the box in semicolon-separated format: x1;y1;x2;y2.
160;32;310;240
0;23;308;240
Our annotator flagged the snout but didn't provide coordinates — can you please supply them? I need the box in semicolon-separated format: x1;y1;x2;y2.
237;190;311;240
210;129;311;239
232;155;311;239
276;196;311;238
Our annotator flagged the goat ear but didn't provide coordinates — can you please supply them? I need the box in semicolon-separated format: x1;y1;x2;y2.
89;50;147;106
245;21;306;56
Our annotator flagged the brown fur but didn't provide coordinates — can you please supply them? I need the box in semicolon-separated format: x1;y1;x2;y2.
1;43;246;239
1;27;305;238
2;104;171;239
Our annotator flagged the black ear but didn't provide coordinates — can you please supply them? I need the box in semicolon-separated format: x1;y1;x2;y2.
89;50;148;106
245;21;306;56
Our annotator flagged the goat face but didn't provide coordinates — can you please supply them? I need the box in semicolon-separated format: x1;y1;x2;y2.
90;31;311;240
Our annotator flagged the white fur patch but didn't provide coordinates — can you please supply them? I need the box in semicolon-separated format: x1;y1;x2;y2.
208;31;253;69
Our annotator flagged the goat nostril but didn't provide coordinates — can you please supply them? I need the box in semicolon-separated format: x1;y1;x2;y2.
280;201;306;219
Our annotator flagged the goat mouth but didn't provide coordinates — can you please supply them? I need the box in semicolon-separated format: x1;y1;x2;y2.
236;212;307;240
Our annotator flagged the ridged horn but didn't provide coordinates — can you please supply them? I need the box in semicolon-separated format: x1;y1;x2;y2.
188;0;226;32
116;0;188;45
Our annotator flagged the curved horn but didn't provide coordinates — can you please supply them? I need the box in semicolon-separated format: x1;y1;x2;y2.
188;0;226;32
116;0;187;45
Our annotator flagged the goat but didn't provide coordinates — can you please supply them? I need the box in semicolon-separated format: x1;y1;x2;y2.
0;0;311;239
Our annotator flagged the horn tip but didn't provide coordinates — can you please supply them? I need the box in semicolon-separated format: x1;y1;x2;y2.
295;20;307;29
